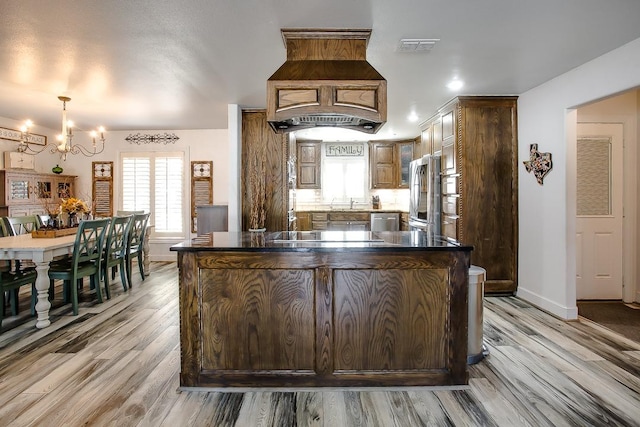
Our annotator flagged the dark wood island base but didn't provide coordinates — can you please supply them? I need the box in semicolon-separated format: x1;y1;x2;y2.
171;231;472;388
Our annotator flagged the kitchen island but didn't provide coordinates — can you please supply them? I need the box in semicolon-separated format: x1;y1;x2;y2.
170;230;472;388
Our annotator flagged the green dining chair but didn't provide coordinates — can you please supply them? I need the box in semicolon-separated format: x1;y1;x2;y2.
48;218;110;316
102;215;133;295
125;212;150;288
0;221;37;324
0;268;38;328
6;215;40;235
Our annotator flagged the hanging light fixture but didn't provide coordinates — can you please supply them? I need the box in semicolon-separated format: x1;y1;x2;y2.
17;96;106;160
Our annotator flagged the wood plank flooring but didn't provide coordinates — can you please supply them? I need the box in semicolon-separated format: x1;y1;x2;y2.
2;262;640;426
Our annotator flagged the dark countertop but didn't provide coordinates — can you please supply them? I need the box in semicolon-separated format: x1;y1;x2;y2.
171;230;472;253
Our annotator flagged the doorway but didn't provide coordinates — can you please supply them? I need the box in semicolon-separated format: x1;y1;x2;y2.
575;123;624;300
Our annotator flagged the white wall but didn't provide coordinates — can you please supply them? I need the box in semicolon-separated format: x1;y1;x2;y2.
518;37;640;319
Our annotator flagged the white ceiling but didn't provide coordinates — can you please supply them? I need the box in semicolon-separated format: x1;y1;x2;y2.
1;0;640;142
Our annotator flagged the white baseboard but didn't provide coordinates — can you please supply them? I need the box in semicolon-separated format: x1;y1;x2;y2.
516;287;578;320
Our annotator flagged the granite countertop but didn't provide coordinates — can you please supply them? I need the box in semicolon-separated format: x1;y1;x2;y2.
171;230;471;253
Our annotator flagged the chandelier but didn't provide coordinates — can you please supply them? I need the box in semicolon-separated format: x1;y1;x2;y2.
18;96;106;160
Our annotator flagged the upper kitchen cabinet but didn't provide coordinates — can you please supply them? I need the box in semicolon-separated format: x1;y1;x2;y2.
370;140;413;189
296;140;321;189
421;96;518;294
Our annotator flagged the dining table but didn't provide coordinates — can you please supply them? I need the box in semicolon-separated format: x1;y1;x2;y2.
0;233;77;328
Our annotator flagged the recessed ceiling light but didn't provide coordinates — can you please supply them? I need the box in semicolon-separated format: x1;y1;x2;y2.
407;112;419;122
447;79;464;91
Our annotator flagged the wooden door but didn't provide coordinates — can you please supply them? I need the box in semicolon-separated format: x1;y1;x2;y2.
576;123;624;300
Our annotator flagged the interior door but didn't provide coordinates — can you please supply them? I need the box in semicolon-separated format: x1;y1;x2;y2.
576;123;624;299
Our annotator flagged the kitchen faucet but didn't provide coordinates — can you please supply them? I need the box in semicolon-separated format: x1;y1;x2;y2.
350;198;355;209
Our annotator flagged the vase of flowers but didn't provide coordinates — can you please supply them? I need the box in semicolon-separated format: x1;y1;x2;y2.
60;197;90;227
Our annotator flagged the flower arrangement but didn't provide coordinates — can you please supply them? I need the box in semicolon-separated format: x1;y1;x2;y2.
60;197;90;215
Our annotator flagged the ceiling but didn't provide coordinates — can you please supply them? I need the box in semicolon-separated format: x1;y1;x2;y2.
1;0;640;142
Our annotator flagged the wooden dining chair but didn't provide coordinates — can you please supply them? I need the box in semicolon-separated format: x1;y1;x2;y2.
125;212;150;287
102;215;133;295
48;218;110;316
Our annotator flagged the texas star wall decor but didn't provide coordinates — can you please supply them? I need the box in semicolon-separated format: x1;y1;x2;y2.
523;143;553;185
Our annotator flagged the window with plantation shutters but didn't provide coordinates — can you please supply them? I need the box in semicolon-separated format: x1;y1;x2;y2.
121;152;185;236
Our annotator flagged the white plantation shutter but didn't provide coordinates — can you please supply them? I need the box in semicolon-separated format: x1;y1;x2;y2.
155;156;183;232
122;157;151;212
121;152;185;236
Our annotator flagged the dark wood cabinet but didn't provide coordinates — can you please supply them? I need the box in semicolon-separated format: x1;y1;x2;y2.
370;140;413;189
421;96;518;294
296;140;321;189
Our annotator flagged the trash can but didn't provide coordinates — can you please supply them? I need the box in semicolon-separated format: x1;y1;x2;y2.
468;265;488;364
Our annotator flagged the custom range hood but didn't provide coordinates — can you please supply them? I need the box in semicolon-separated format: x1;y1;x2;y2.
267;29;387;134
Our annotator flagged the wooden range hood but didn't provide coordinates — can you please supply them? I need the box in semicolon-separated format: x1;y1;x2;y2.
267;29;387;134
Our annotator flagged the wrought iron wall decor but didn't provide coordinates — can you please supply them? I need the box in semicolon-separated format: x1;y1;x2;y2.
125;133;180;145
523;143;553;185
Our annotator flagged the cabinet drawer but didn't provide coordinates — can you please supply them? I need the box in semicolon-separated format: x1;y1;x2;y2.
329;212;369;221
311;212;328;221
441;176;458;195
442;215;458;241
442;196;458;216
312;221;328;230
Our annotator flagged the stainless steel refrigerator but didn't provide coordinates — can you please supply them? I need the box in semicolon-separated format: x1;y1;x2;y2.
408;154;441;235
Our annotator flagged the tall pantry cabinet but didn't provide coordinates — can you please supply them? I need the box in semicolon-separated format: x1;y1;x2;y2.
419;96;518;294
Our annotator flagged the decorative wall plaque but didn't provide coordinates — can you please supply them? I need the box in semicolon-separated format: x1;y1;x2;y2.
0;126;47;145
125;133;179;145
523;143;553;185
325;143;365;157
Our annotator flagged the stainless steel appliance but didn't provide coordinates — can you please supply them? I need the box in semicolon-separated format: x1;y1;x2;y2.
409;154;441;234
196;204;228;235
370;212;399;231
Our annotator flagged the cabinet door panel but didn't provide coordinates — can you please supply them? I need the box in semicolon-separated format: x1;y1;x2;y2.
432;119;442;154
296;142;321;189
441;142;456;175
398;142;413;188
8;176;31;204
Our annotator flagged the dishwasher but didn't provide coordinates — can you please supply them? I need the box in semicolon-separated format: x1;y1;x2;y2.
370;212;400;231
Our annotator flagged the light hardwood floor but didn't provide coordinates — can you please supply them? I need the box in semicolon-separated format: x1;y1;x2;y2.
1;262;640;426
